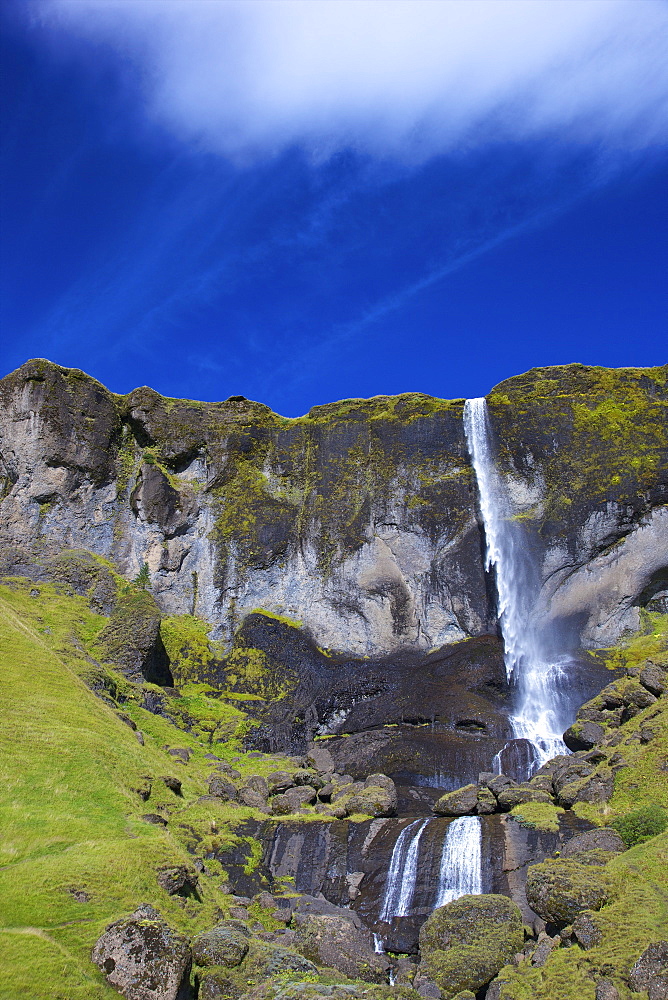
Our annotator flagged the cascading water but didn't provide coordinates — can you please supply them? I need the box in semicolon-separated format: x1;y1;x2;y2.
434;816;482;907
464;397;569;776
380;818;430;920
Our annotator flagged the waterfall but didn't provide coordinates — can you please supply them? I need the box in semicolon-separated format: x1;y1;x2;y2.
434;816;482;907
463;397;568;775
380;818;430;920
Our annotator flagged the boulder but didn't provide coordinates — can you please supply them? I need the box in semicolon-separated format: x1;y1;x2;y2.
294;913;389;982
270;786;317;814
628;941;668;999
238;788;270;811
561;828;625;859
244;775;269;798
563;721;606;752
572;911;602;950
496;785;553;811
526;859;612;925
476;787;497;814
418;894;524;999
156;864;199;897
595;981;621;1000
192;925;249;967
557;770;614;808
433;784;478;816
91;903;191;1000
531;931;560;967
267;770;295;794
208;775;238;801
293;767;324;790
306;743;335;776
343;784;397;817
640;664;667;697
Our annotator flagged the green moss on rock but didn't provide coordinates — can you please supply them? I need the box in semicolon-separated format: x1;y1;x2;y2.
418;894;524;999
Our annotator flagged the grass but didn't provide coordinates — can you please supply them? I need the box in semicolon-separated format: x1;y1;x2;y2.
0;580;298;998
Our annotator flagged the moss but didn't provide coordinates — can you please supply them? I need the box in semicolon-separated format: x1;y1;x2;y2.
160;614;221;686
488;363;668;515
510;802;565;832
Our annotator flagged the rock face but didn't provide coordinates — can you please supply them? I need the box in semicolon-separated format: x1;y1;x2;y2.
417;894;524;999
2;360;667;666
91;903;191;1000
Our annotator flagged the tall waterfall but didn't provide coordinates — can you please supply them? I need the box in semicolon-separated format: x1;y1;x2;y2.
380;818;430;920
434;816;482;907
464;398;568;774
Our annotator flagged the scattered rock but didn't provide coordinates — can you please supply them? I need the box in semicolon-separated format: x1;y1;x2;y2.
640;664;667;697
595;980;621;1000
267;770;295;794
531;931;560;967
208;775;238;801
92;903;191;1000
306;744;335;776
244;775;269;798
160;776;182;796
526;859;611;925
496;785;552;811
141;813;167;826
628;941;668;999
192;925;250;967
572;911;603;949
418;894;524;999
156;865;199;897
433;784;478;816
167;747;191;763
563;721;606;752
476;787;497;814
239;788;270;811
294;913;389;982
270;786;317;814
561;829;625;859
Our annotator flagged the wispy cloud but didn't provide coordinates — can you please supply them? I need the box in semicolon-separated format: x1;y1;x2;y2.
38;0;668;162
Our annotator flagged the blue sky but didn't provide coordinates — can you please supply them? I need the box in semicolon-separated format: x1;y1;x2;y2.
1;0;667;415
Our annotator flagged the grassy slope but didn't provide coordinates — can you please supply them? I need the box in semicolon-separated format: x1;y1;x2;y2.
0;580;290;1000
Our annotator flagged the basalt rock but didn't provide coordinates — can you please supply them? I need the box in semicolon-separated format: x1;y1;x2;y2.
628;941;668;999
91;903;191;1000
294;913;389;982
433;784;478;816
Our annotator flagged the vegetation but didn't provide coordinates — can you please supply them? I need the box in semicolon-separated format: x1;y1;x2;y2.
611;803;668;847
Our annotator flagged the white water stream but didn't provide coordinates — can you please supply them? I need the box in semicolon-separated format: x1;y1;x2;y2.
464;397;569;775
434;816;482;907
380;818;430;920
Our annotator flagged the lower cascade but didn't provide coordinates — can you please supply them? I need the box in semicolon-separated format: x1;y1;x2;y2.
380;818;430;920
434;816;482;907
464;396;569;776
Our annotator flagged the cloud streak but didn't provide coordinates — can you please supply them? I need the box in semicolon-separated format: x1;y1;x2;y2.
39;0;668;162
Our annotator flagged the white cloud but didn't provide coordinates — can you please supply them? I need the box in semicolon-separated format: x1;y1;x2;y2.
38;0;668;161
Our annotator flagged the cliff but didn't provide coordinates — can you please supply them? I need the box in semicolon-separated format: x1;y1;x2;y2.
1;359;666;658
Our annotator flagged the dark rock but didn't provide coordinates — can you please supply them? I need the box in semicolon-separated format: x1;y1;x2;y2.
531;931;560;967
526;859;611;925
294;913;389;982
157;864;199;897
91;903;191;1000
433;784;478;816
192;926;249;967
558;770;614;808
317;782;334;802
141;813;167;826
244;775;269;798
487;774;517;798
563;721;606;752
160;776;182;796
476;787;497;814
418;894;524;999
572;911;602;949
640;664;668;697
306;744;335;776
167;747;192;763
629;941;668;999
199;971;239;1000
238;788;270;811
595;980;621;1000
496;785;553;811
293;767;324;790
208;776;238;801
271;786;317;814
267;770;295;794
561;828;625;858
